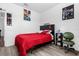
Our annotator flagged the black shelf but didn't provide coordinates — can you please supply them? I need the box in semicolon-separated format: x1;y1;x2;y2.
56;33;63;47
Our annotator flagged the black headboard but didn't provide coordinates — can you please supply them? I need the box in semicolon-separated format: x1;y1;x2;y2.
40;24;55;35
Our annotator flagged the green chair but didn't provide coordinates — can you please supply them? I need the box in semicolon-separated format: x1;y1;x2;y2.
63;32;77;54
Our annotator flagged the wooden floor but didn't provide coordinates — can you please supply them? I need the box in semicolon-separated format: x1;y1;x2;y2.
0;44;79;56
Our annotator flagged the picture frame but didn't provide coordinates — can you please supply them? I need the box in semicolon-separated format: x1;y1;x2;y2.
62;4;74;20
7;13;12;26
24;9;31;21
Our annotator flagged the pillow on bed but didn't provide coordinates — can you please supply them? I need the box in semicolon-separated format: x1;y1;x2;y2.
40;30;50;34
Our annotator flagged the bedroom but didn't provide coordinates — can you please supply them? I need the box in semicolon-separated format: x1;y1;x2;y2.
0;3;79;56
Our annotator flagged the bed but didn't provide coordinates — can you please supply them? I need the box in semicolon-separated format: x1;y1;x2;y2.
15;31;53;56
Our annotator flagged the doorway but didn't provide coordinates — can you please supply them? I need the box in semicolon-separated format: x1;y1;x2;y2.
0;10;5;47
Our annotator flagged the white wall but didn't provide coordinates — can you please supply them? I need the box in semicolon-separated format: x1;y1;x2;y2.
0;3;40;46
0;11;4;36
40;3;79;51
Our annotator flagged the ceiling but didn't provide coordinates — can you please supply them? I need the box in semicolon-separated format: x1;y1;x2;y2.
15;3;59;13
27;3;58;13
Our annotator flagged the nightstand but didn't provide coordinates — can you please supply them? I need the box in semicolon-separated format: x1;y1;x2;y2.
56;33;63;47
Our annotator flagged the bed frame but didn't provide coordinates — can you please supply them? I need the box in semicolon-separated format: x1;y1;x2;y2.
28;40;54;54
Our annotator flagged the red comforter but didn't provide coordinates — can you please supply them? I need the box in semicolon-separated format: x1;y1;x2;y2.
15;33;53;56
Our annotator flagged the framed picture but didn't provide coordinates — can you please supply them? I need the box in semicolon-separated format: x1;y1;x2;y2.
62;4;74;20
7;13;12;26
24;9;31;21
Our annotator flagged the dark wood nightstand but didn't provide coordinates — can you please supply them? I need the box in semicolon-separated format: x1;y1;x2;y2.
56;33;63;47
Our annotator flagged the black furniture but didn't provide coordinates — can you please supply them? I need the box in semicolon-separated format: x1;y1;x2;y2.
56;33;63;47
